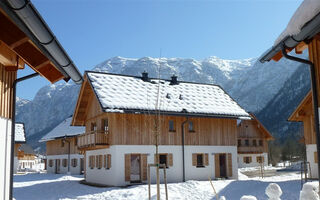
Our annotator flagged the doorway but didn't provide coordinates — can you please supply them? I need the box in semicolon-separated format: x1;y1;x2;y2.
130;154;141;183
80;158;84;174
219;154;227;178
55;159;60;174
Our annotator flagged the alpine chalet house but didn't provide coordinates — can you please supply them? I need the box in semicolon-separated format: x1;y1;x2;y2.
0;1;83;198
259;0;320;181
237;114;274;168
40;117;85;175
15;144;36;171
72;71;250;186
14;123;26;173
288;91;318;178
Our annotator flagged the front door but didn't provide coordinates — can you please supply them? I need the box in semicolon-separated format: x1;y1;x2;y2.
55;159;60;174
219;154;227;178
130;154;141;182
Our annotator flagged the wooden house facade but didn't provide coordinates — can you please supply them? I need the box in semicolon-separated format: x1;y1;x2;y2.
40;117;85;175
288;92;318;178
0;1;82;198
237;114;273;168
72;71;250;186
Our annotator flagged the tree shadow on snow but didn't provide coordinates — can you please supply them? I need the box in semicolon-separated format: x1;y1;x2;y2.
213;179;301;200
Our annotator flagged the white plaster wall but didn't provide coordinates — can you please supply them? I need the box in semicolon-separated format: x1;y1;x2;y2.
85;145;238;186
46;154;83;175
237;153;268;168
0;117;12;200
306;144;318;178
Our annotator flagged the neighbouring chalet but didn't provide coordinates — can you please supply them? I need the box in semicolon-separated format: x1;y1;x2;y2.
237;114;274;168
0;1;82;198
72;71;250;186
40;117;85;175
288;91;318;178
14;123;26;173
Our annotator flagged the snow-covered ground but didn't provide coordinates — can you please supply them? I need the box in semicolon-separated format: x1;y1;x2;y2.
13;170;310;200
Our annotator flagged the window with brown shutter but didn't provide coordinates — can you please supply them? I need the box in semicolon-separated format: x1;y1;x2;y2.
72;158;77;167
154;153;172;168
89;156;95;169
141;154;148;181
243;156;252;164
315;152;318;163
227;153;232;177
238;139;241;147
259;140;263;146
256;156;264;163
125;154;131;181
252;140;257;146
62;159;67;167
101;119;109;132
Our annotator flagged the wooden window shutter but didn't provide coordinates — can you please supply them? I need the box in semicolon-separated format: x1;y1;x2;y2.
107;154;111;169
103;155;107;168
141;154;148;181
154;154;158;164
227;153;232;177
315;152;318;163
204;153;209;166
168;154;173;166
96;155;99;168
215;154;220;178
243;157;246;163
125;154;131;181
92;156;95;168
192;154;197;166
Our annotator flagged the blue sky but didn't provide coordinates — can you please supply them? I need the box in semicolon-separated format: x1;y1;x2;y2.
17;0;303;100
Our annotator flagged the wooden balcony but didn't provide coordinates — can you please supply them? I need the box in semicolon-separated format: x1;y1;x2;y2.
237;146;265;154
77;131;109;151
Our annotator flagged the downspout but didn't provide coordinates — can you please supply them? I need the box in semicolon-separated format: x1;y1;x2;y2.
9;72;39;200
181;117;189;182
281;45;320;188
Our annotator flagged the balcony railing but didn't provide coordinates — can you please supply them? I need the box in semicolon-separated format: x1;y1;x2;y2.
77;130;109;149
237;145;264;154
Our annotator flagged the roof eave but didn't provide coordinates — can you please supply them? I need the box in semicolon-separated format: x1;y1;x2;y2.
260;12;320;63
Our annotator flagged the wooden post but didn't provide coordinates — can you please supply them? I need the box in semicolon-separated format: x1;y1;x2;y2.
148;164;151;200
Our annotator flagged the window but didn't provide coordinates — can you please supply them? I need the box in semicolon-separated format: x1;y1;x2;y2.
252;140;257;146
89;156;95;169
188;121;195;132
96;155;102;169
245;139;249;146
104;154;111;169
48;160;53;167
243;156;252;164
74;137;77;146
238;139;241;147
159;154;168;168
259;140;263;146
62;159;67;167
256;156;264;163
91;122;97;132
197;154;204;167
101;119;109;132
72;158;77;167
169;120;176;132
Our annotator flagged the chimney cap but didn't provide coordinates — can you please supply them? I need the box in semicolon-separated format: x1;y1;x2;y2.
141;71;149;82
170;74;178;85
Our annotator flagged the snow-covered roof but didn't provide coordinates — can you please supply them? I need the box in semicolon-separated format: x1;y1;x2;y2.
15;123;26;143
86;71;250;119
275;0;320;46
40;117;85;142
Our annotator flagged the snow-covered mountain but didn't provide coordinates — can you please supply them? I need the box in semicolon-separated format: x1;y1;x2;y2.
15;55;304;150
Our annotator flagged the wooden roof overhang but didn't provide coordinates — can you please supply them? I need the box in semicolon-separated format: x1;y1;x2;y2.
288;91;313;122
0;7;64;82
0;1;83;84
